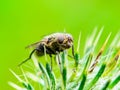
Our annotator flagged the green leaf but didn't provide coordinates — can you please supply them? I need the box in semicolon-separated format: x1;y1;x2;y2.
22;83;34;90
101;80;110;90
108;75;120;89
38;62;50;89
62;66;67;89
77;53;93;82
78;72;87;90
46;63;56;90
86;63;106;90
74;53;80;67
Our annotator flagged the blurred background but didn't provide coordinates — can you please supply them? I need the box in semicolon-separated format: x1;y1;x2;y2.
0;0;120;89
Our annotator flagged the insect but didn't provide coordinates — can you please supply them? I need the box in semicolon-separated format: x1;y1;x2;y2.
18;32;74;67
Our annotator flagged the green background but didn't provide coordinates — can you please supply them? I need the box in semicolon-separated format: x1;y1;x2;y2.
0;0;120;89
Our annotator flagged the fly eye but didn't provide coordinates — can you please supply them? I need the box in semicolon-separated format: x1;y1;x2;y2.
68;38;73;42
58;37;64;44
70;39;73;42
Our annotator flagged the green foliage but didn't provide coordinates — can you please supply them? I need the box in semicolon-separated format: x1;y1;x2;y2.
78;72;87;90
86;63;106;90
9;30;120;90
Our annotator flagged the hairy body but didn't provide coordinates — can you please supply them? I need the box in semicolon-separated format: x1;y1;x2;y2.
18;33;74;66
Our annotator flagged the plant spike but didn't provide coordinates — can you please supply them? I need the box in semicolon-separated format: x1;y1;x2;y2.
93;27;104;48
103;49;120;76
68;52;80;82
9;69;23;82
78;72;87;90
8;82;24;90
86;63;106;90
89;33;111;73
61;51;67;89
38;63;51;89
101;80;111;90
77;53;93;82
110;32;120;47
108;75;120;89
46;63;56;90
84;27;97;52
26;72;44;86
20;67;29;83
62;66;67;89
77;32;81;53
31;54;39;70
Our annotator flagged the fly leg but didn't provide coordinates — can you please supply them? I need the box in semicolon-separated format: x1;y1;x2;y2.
56;51;61;65
56;51;62;73
72;45;75;58
18;48;40;67
49;54;53;71
67;45;75;59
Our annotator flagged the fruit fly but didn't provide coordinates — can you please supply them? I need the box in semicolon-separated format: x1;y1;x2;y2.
18;33;74;67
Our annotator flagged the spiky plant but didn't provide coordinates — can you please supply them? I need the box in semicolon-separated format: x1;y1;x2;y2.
9;28;120;90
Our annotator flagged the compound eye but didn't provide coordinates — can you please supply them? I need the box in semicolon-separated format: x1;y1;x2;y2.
69;38;73;42
58;37;64;44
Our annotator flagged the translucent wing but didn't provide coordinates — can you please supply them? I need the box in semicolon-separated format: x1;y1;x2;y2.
25;32;59;49
25;41;46;49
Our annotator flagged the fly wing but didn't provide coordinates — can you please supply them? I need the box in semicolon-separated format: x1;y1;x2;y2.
25;41;46;49
25;33;58;49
